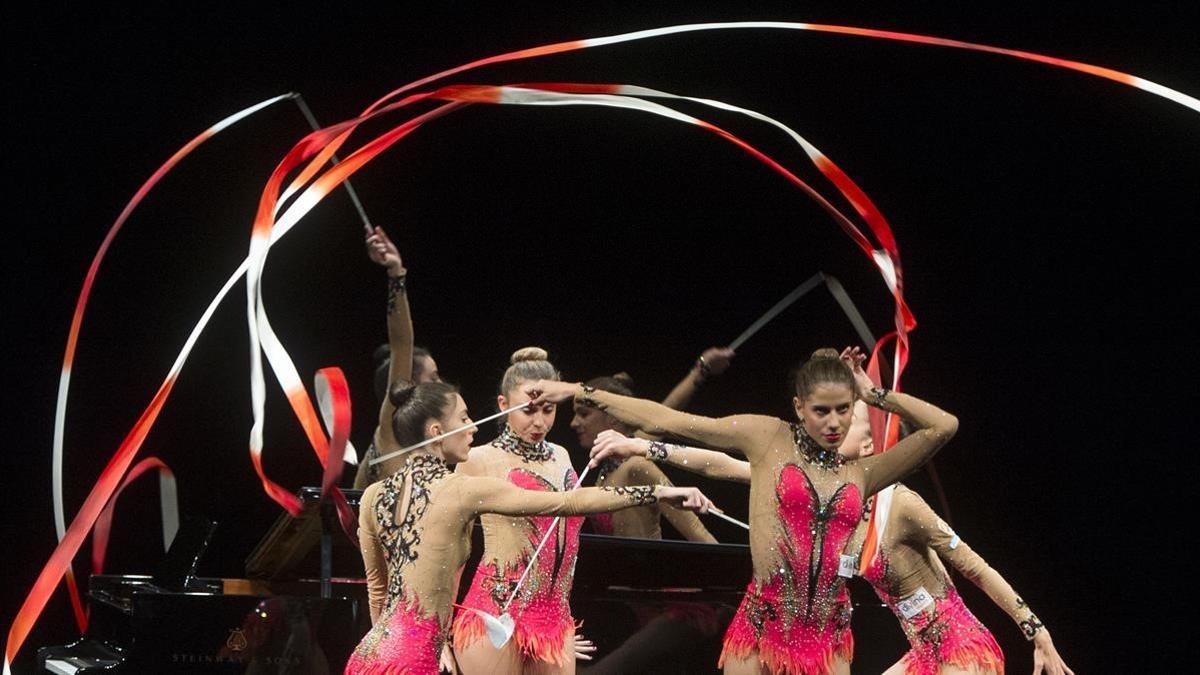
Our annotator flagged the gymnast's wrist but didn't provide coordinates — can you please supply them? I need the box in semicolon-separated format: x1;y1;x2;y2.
386;263;407;278
863;386;892;409
574;383;598;407
645;440;670;462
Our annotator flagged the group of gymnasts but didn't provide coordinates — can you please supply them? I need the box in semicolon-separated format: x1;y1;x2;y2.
344;227;1074;675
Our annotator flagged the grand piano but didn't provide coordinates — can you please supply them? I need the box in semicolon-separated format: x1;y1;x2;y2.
37;487;905;674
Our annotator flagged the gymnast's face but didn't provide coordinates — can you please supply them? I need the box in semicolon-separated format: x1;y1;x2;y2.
570;404;624;450
837;400;874;460
499;384;557;444
433;394;476;463
414;355;441;384
793;382;855;451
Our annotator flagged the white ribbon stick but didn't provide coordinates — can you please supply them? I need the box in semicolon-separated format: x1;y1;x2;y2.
708;506;750;531
369;404;529;467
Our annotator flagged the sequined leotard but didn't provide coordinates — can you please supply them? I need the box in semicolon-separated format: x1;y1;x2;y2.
576;386;956;675
452;426;588;668
347;452;661;674
847;485;1043;675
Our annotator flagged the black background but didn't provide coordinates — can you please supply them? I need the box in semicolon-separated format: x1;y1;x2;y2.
4;2;1198;672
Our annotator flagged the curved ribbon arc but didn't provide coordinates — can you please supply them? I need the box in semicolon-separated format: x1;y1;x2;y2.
48;93;297;636
291;17;1200;248
316;368;358;468
91;457;178;578
427;84;910;351
244;103;464;519
372;21;1200;115
9;95;398;671
251;84;908;512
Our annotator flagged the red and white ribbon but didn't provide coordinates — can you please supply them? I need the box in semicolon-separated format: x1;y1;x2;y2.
91;457;179;579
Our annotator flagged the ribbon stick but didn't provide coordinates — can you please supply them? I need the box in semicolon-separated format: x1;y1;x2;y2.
292;95;375;235
370;404;528;467
708;506;750;531
729;273;825;351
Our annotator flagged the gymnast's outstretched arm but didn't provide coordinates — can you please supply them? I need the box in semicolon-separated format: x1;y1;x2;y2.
591;430;751;484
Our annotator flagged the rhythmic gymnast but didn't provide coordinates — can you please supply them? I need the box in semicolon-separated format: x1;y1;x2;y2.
347;380;712;674
452;348;599;674
353;226;441;489
592;399;1073;674
527;347;958;675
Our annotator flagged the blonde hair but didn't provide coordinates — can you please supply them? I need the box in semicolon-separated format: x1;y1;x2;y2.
499;346;560;395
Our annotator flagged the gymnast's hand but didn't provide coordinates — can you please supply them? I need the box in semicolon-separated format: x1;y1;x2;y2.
523;380;580;405
365;226;406;277
1032;631;1074;675
589;430;647;468
655;485;712;513
699;346;736;376
573;633;596;661
839;346;875;399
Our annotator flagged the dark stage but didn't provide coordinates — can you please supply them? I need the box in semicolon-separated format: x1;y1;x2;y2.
4;3;1198;672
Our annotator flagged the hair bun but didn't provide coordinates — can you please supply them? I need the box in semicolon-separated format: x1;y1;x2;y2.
511;346;550;364
388;380;418;408
810;347;841;360
611;372;635;388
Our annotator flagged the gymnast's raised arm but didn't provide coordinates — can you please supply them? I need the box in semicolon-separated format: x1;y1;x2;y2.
660;346;736;410
842;348;959;495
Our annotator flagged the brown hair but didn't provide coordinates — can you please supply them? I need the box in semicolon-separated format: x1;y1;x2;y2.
499;346;560;396
584;372;635;397
791;348;855;399
389;381;458;447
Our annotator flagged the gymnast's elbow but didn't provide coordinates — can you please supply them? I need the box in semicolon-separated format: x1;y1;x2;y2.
939;413;959;440
924;414;959;446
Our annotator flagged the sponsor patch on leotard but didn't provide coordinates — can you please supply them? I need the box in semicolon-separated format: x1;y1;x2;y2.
838;554;858;578
897;586;934;619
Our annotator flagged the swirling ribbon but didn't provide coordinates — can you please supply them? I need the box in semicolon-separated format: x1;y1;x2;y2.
17;20;1197;672
91;457;178;580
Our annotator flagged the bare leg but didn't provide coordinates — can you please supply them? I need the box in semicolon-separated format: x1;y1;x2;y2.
723;652;849;675
938;666;998;675
722;651;764;675
454;636;520;675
